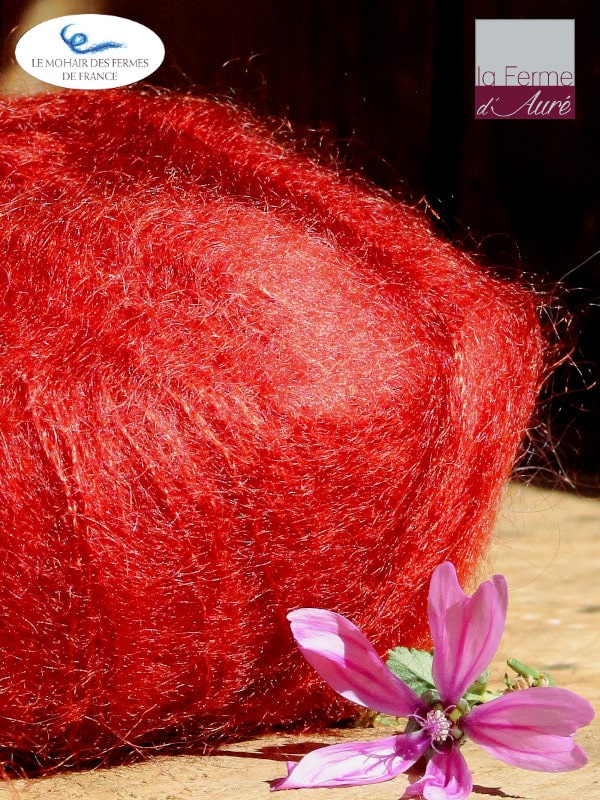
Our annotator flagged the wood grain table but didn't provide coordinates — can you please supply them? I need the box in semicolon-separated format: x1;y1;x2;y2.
2;483;598;799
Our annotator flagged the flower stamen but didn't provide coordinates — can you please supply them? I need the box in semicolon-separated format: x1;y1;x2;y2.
410;705;462;753
424;708;452;744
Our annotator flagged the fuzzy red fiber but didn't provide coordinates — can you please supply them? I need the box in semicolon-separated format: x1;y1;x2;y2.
0;89;545;769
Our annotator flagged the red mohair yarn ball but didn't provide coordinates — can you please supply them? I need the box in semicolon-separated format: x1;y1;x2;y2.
0;89;545;769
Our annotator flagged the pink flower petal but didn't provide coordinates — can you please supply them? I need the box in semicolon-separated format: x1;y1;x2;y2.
271;732;430;790
429;562;508;704
404;747;473;800
462;687;595;772
287;608;425;717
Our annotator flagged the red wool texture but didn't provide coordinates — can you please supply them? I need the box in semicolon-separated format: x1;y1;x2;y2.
0;90;545;769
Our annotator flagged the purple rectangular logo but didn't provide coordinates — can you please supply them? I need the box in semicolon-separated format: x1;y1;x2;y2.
475;20;575;121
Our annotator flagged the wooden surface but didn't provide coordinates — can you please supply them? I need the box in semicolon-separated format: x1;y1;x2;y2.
2;483;599;799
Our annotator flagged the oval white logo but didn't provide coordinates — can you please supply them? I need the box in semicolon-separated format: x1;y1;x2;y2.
15;14;165;90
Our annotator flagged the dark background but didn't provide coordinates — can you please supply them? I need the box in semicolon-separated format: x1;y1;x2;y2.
2;0;599;486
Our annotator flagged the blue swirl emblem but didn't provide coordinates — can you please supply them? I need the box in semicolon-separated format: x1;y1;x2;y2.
60;24;125;54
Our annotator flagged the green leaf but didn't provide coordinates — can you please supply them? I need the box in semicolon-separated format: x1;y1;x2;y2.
386;647;435;697
462;689;502;706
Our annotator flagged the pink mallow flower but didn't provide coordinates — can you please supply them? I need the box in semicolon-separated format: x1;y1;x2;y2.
273;562;594;800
